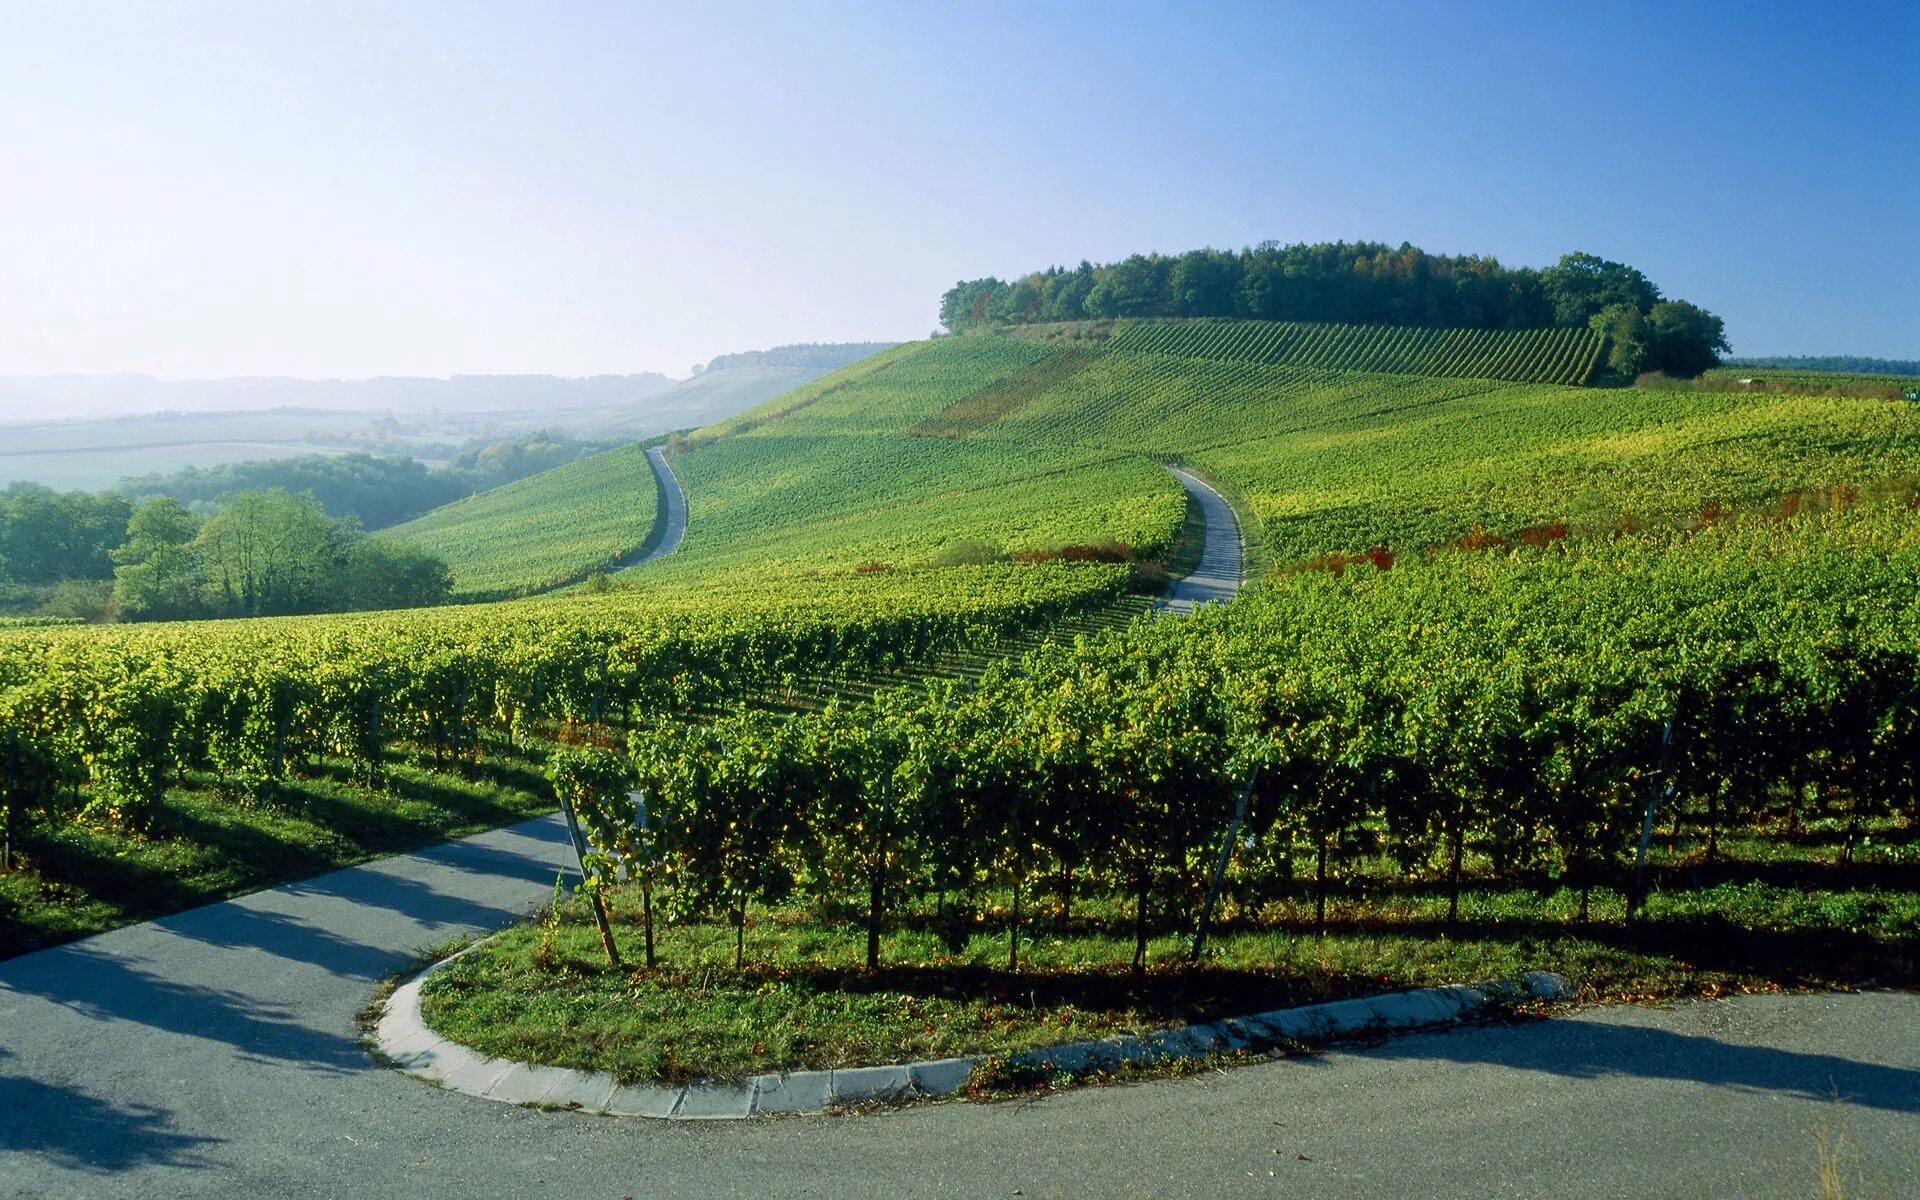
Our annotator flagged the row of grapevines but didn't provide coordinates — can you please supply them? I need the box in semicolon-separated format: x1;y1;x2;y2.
1104;320;1604;385
0;563;1130;832
563;506;1920;971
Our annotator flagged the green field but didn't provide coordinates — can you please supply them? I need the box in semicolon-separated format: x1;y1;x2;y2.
1703;366;1920;389
0;442;354;493
0;409;456;491
386;441;664;598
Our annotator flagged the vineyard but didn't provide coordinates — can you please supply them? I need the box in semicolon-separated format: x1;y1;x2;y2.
555;508;1920;958
5;319;1919;995
387;440;664;599
428;506;1920;1081
1102;319;1606;386
0;562;1129;952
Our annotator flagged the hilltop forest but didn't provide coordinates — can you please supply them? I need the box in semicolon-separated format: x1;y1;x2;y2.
943;242;1729;378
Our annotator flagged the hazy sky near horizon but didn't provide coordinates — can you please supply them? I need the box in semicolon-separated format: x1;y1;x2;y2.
2;0;1914;380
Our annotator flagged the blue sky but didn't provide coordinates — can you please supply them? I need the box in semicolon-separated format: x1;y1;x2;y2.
1;0;1913;378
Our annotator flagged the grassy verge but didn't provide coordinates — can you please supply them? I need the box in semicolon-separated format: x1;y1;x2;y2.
0;753;553;959
418;821;1918;1085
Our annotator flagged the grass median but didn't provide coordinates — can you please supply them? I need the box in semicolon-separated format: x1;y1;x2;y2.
418;821;1919;1086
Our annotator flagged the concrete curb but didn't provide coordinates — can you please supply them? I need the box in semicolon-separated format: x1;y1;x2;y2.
373;947;1572;1120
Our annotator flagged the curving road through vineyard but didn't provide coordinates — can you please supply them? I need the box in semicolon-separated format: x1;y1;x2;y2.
1160;465;1244;614
620;445;687;569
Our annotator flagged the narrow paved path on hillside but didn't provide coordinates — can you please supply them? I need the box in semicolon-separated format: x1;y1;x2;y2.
1160;465;1244;614
620;446;686;569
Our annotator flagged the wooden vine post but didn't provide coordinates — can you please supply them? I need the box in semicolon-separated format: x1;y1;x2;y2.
557;787;622;968
1192;767;1258;962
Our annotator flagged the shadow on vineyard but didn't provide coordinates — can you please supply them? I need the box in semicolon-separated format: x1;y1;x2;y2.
418;801;1918;1086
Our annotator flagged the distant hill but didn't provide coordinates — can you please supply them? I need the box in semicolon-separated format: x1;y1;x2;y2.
533;343;899;438
0;348;896;490
1722;355;1920;377
700;342;899;374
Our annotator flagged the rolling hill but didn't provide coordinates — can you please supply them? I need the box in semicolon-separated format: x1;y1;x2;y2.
657;320;1920;583
533;343;900;439
389;318;1920;599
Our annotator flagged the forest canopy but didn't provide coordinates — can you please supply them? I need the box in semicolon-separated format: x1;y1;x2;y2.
941;242;1730;377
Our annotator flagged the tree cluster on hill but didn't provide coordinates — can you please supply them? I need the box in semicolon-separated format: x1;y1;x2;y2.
116;431;610;530
941;241;1729;377
0;483;449;621
1722;355;1920;377
696;343;899;375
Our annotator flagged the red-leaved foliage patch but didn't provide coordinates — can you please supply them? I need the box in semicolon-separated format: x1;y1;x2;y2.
1517;521;1569;548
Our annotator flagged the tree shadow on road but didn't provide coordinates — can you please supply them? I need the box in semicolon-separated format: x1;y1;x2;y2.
0;814;575;1079
0;939;365;1074
0;1049;221;1174
1366;1001;1920;1114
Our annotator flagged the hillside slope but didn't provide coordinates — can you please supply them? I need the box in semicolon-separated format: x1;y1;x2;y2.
670;321;1920;576
385;318;1920;598
387;440;661;598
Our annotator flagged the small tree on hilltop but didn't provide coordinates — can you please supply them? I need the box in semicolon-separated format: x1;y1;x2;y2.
1645;300;1731;378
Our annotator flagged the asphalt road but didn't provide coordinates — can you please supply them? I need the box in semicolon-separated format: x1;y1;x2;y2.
2;810;1914;1199
1160;467;1243;614
620;445;687;570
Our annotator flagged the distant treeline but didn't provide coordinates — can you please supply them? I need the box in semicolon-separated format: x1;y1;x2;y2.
116;431;610;530
1722;356;1920;377
943;241;1729;377
699;343;899;375
0;484;449;622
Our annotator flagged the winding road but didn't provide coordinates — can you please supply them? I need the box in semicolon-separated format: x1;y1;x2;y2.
1160;466;1244;614
619;445;687;570
3;457;1915;1198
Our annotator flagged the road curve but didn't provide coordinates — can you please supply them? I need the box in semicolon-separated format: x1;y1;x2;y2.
3;847;1914;1200
1160;465;1244;614
620;445;687;570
